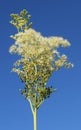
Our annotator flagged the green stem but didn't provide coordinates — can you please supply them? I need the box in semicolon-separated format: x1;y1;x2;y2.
28;100;37;130
28;99;34;114
33;108;37;130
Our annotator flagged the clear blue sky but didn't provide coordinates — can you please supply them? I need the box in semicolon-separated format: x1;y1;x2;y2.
0;0;81;130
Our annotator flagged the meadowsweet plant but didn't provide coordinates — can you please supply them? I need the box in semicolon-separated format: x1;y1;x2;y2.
9;9;73;130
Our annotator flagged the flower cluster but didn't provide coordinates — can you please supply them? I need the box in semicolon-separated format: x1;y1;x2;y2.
9;10;73;110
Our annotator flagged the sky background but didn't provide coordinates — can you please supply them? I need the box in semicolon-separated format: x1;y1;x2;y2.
0;0;81;130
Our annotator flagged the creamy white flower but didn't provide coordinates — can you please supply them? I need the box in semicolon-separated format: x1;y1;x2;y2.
9;28;73;83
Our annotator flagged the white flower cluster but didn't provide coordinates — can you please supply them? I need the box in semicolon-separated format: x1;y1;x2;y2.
9;28;70;58
9;28;73;85
9;9;74;112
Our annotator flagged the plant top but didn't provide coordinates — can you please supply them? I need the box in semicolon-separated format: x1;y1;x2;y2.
9;9;73;110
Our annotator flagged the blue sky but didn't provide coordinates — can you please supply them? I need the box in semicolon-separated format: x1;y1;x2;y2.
0;0;81;130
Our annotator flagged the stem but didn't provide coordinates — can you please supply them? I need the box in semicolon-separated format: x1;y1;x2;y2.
33;108;37;130
28;99;34;114
28;100;37;130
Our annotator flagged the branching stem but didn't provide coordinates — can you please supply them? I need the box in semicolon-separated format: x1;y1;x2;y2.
28;99;37;130
33;108;37;130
